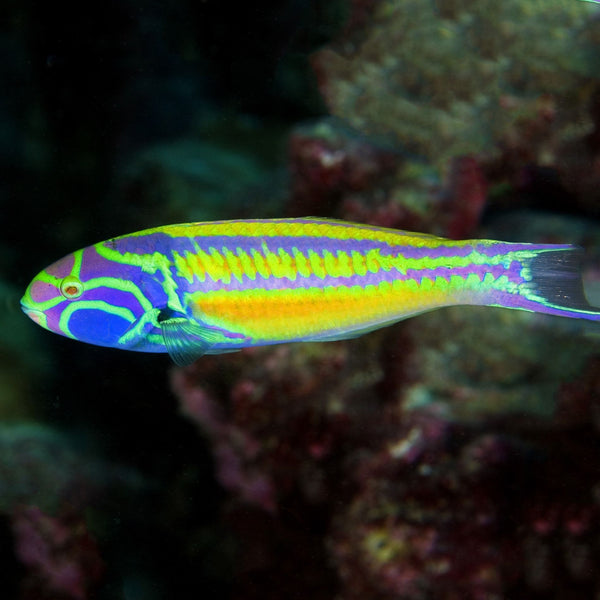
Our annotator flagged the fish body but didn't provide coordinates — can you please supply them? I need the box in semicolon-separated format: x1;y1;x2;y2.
21;218;600;365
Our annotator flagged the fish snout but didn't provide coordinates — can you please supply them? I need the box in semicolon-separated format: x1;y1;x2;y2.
20;298;46;327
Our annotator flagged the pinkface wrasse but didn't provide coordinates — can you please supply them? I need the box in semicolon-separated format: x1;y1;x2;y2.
21;218;600;365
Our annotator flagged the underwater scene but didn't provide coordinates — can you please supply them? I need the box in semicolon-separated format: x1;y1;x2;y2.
3;0;600;598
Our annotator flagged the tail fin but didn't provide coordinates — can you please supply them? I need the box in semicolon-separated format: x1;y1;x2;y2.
491;246;600;321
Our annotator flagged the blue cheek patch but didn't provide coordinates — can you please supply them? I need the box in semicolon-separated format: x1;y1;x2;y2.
67;309;133;348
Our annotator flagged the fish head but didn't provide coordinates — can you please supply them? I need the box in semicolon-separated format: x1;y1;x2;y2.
21;243;164;351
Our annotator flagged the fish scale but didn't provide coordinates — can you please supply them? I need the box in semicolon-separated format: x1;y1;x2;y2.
21;218;600;366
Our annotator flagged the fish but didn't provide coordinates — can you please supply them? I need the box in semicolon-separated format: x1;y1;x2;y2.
20;218;600;366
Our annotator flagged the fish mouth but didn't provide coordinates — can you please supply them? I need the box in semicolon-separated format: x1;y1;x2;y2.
20;298;46;327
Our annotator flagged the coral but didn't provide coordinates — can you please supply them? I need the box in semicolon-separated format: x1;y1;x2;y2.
171;340;386;513
442;155;487;238
555;355;600;430
172;331;600;599
0;424;97;514
552;90;600;217
0;423;144;597
306;0;600;226
329;423;510;600
395;211;600;422
12;505;104;600
287;119;400;218
398;305;599;422
312;0;600;168
171;339;388;597
287;119;488;238
329;416;600;600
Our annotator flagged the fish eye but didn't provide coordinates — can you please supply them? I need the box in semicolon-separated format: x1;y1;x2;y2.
59;276;84;299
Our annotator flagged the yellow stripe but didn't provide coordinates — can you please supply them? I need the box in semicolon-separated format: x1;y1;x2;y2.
187;278;451;343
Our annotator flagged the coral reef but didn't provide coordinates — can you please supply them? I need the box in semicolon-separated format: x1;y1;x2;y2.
287;119;401;219
399;304;599;422
329;417;600;600
312;0;600;168
171;340;385;514
171;332;600;598
12;505;104;600
553;89;600;217
287;119;488;237
305;0;600;230
171;339;384;598
0;424;144;598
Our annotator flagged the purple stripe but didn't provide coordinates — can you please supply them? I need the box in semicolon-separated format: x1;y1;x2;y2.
45;254;75;279
80;247;142;282
114;231;491;263
112;227;576;263
114;232;389;257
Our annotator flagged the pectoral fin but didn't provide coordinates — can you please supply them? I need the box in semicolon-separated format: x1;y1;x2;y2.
159;318;227;366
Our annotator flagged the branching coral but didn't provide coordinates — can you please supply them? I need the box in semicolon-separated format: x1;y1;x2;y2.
312;0;600;167
287;119;488;237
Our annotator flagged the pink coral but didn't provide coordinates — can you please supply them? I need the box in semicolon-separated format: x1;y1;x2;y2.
171;342;377;513
312;0;600;167
12;505;103;600
307;0;600;226
173;364;277;512
442;156;488;239
287;120;400;218
287;120;489;237
330;416;600;600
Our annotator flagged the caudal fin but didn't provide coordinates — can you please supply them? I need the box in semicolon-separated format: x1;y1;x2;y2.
491;246;600;321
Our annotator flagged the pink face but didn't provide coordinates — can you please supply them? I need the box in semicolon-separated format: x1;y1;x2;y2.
20;244;165;352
